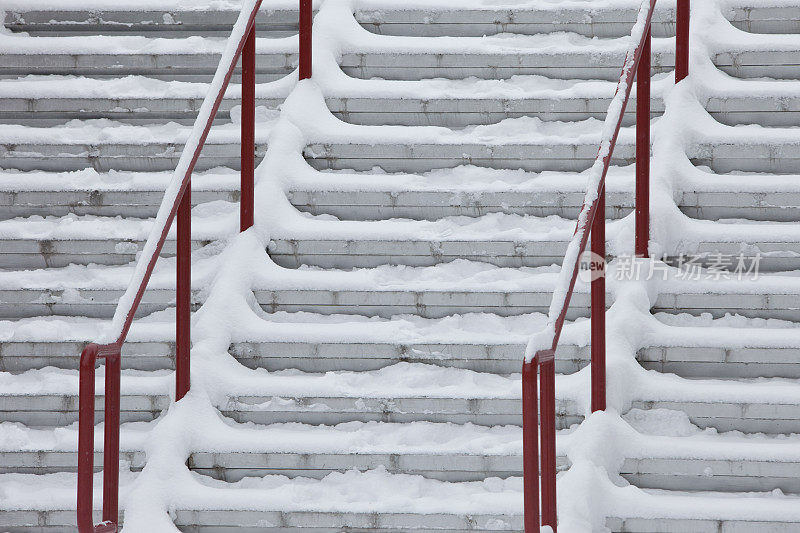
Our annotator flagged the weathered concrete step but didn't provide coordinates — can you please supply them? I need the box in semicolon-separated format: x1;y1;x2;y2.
7;266;800;320
15;167;800;223
288;186;633;220
0;168;239;219
4;5;789;38
40;439;800;492
0;93;286;127
303;138;637;173
0;388;578;428
3;9;301;37
635;396;800;434
0;52;297;81
0;135;268;172
8;333;800;379
337;49;673;82
266;237;577;269
607;488;800;533
0;181;631;221
0;285;582;320
0;237;215;268
625;455;800;494
7;91;800;128
0;93;656;128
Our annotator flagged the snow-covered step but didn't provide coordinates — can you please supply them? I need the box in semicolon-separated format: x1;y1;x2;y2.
606;489;800;533
268;236;574;269
0;312;589;374
0;166;634;221
0;90;654;128
0;237;214;269
337;48;674;82
8;330;800;379
0;211;579;270
9;87;800;129
0;392;168;426
0;36;298;82
643;313;800;379
621;410;800;493
632;373;800;433
0;168;239;219
0;468;524;532
727;5;800;34
3;8;301;38
0;364;579;428
304;135;636;173
0;120;271;172
4;4;789;39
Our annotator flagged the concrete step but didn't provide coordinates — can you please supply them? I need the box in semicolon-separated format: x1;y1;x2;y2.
0;467;524;533
8;260;800;320
0;36;298;81
0;266;583;320
302;134;800;174
3;9;302;38
0;87;655;128
7;74;800;128
303;133;637;173
3;118;795;174
3;5;788;38
0;363;578;427
6;316;800;378
9;166;800;224
0;119;271;172
607;488;800;533
0;209;584;269
0;168;239;220
8;87;800;128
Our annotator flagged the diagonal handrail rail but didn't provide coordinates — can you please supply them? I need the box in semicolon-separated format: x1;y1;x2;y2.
76;1;267;530
520;0;662;530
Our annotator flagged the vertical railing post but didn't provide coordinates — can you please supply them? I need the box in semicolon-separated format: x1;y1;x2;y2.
102;347;121;527
635;25;651;259
522;359;540;532
676;0;690;82
240;26;255;231
176;189;191;401
590;189;606;413
299;0;312;79
77;344;99;533
539;355;557;531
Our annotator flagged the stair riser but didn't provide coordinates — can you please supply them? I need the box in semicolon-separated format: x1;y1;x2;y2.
7;290;800;321
4;342;800;380
4;189;799;223
0;396;578;428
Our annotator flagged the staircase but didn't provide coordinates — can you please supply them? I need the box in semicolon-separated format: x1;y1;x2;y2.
3;0;800;531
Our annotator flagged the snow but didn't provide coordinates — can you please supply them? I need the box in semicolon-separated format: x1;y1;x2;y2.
6;0;800;530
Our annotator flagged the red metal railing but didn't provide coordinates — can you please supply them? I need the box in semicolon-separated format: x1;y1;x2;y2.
522;0;690;530
76;2;313;531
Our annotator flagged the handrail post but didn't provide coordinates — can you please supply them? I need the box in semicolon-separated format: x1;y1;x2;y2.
78;344;99;533
102;346;121;526
539;354;557;531
241;26;256;231
590;188;606;413
78;343;121;533
676;0;690;82
176;188;191;401
299;0;312;79
522;359;540;532
635;25;651;259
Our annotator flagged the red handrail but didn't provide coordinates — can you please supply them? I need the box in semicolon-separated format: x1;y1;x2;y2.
76;2;315;531
519;0;691;529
